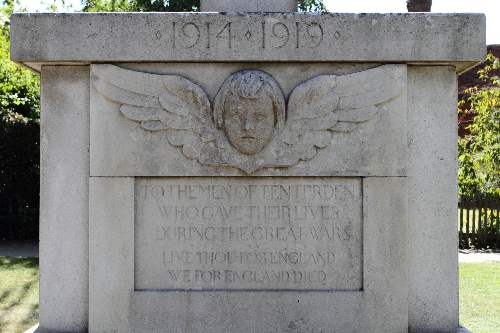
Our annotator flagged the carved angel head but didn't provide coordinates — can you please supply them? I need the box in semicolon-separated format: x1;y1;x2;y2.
213;70;286;155
94;64;401;174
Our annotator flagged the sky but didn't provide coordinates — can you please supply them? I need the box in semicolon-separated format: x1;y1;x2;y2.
20;0;499;44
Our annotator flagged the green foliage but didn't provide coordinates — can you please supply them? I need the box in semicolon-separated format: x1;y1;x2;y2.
0;1;39;124
82;0;325;12
0;0;40;240
83;0;199;12
83;0;140;12
41;0;78;12
458;54;500;198
298;0;325;12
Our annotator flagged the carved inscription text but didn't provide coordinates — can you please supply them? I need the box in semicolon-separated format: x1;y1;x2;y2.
134;178;362;291
159;19;324;50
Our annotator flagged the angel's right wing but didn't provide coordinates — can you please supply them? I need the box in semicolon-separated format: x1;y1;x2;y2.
91;65;218;162
275;65;405;165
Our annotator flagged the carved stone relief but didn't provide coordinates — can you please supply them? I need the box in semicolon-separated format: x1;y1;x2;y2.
213;70;285;155
92;65;402;173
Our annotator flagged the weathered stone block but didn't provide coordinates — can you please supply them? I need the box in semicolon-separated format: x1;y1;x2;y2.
39;66;89;333
10;6;484;333
90;63;407;177
89;176;408;332
408;65;459;332
10;13;485;72
135;177;363;291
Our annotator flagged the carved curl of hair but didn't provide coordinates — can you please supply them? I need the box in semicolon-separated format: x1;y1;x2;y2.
213;70;286;130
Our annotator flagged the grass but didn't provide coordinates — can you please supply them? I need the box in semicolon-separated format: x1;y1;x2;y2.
0;257;498;332
460;263;500;333
0;256;39;333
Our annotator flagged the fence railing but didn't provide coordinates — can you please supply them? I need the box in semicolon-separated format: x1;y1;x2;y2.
459;197;500;249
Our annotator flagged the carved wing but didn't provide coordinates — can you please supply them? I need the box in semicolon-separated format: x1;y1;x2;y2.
91;65;218;163
277;65;404;163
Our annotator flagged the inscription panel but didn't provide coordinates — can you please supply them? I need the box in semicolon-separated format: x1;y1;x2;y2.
135;177;362;291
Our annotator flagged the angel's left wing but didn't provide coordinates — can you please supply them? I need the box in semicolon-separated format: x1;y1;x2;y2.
91;65;221;164
277;65;405;163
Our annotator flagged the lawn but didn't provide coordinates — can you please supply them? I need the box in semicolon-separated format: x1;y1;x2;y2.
0;257;39;333
460;263;500;333
0;258;498;333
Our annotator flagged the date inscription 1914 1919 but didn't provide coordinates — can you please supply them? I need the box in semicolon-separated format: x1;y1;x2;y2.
156;19;324;49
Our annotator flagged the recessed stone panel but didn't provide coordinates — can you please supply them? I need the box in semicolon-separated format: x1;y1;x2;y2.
90;63;408;177
135;177;362;291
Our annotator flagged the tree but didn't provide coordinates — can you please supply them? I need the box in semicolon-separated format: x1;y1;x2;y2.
0;0;40;239
82;0;326;12
298;0;325;12
458;53;500;198
406;0;432;12
0;1;39;123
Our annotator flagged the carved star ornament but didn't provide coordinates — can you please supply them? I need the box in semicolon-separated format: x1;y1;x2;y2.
92;65;402;173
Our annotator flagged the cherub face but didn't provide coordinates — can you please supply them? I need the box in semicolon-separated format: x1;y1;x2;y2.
223;94;275;155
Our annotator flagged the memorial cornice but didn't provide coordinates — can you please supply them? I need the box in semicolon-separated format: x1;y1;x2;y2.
10;12;485;72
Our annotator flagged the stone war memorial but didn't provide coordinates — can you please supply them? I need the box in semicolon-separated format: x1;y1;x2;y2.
10;0;485;332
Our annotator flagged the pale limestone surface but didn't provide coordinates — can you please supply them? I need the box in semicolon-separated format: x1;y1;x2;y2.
10;13;485;72
90;177;408;332
39;66;89;333
89;177;134;332
407;66;459;332
90;63;408;176
10;4;485;332
134;177;362;291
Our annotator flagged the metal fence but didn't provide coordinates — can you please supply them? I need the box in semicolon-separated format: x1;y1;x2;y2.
459;197;500;249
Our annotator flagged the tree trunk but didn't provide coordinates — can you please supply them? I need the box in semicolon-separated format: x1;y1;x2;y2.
407;0;432;12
